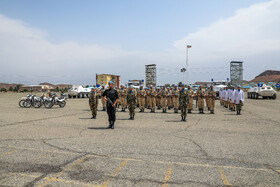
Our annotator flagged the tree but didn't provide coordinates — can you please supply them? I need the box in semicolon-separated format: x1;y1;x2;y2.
13;85;21;92
178;82;183;87
8;86;13;91
0;88;7;92
55;87;59;92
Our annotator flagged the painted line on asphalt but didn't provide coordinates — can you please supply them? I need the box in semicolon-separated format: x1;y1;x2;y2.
0;150;17;157
162;164;173;187
6;172;97;187
38;155;90;187
218;168;232;186
102;159;128;187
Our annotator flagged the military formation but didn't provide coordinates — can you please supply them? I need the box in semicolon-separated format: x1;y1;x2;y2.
219;85;244;115
88;82;245;129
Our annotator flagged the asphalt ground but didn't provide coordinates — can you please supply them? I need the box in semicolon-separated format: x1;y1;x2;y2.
0;92;279;187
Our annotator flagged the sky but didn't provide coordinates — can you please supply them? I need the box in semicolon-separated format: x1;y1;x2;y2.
0;0;279;85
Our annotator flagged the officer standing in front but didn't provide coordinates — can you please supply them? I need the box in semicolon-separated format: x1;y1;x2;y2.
101;81;119;129
127;86;137;120
89;87;99;119
179;84;190;121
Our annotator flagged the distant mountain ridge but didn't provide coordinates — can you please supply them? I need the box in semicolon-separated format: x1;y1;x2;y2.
251;70;280;83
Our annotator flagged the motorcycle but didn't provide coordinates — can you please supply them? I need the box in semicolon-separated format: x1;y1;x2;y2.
44;94;66;109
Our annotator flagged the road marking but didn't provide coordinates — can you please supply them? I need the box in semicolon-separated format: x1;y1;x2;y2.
44;177;94;186
102;159;128;187
0;150;16;157
38;155;89;187
218;168;232;186
162;164;173;187
4;172;98;187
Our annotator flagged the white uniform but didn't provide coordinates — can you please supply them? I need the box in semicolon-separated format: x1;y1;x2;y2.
229;89;235;104
234;90;244;104
224;89;229;101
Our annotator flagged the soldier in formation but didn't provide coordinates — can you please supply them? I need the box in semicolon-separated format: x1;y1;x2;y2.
160;86;168;113
172;86;180;113
206;85;216;114
89;87;99;119
235;85;244;115
197;86;205;114
137;85;146;112
127;86;137;120
100;85;106;111
119;85;127;112
187;85;194;113
220;85;244;115
179;84;190;121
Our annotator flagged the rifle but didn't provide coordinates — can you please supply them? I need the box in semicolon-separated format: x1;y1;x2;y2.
107;97;114;107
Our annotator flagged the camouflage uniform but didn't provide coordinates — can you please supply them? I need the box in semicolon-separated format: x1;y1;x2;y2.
179;88;190;121
172;88;180;113
89;91;99;117
156;89;161;109
196;89;205;114
100;87;106;111
187;88;194;113
208;89;216;114
205;88;210;110
119;88;127;111
167;88;172;109
150;89;157;112
127;89;137;119
161;88;168;113
137;88;146;112
146;89;152;109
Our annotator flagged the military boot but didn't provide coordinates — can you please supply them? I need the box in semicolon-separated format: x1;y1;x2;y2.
106;121;113;129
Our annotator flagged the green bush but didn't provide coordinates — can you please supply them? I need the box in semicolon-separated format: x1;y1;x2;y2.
0;88;7;92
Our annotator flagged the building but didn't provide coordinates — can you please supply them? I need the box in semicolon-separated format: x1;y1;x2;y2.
19;85;54;92
145;64;156;87
230;61;243;87
96;74;120;87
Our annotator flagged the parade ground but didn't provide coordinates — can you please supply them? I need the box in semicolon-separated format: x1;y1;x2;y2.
0;93;279;187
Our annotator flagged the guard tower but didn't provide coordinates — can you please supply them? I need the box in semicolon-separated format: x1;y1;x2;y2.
145;64;156;87
230;61;243;87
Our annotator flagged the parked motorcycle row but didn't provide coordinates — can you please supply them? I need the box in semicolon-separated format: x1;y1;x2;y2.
19;93;67;109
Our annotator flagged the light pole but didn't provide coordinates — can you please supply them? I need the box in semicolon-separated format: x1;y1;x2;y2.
181;68;186;83
186;44;191;85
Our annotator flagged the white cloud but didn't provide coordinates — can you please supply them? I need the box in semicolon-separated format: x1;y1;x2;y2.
173;0;280;80
0;0;280;85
